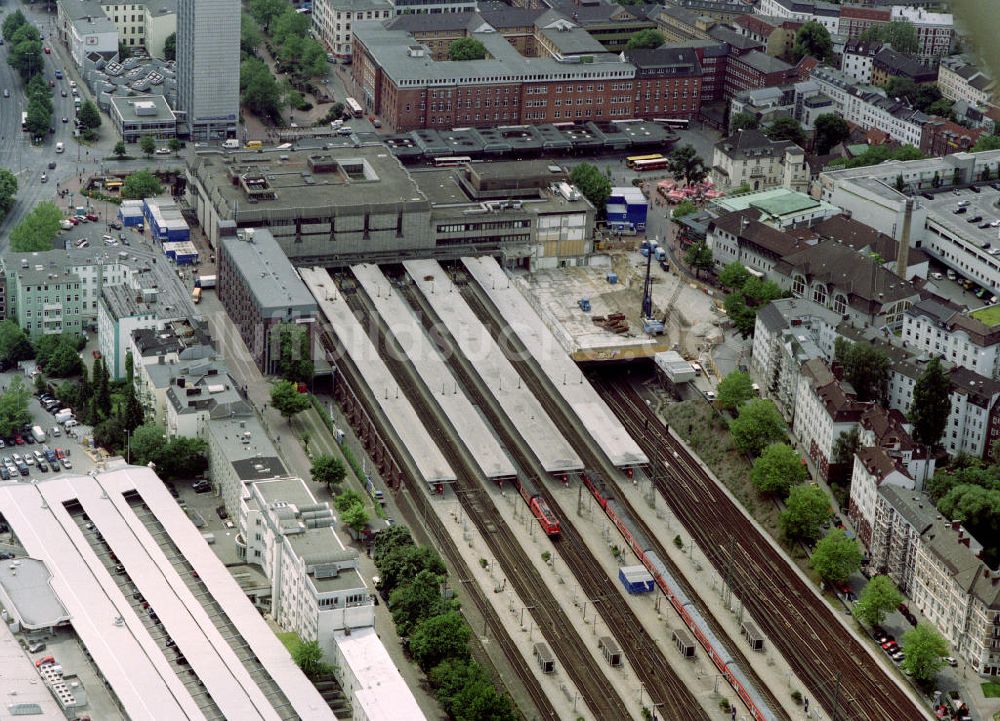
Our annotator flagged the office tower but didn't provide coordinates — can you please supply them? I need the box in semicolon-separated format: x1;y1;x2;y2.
176;0;239;140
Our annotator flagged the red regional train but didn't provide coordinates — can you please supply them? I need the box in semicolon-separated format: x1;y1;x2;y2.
510;475;561;537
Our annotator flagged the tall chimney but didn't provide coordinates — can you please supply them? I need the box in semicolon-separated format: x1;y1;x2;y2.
896;197;913;277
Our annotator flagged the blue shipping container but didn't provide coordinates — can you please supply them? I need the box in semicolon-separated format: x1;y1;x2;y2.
618;565;655;595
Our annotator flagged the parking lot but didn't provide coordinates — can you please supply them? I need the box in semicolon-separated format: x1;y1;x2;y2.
922;186;1000;302
0;371;95;484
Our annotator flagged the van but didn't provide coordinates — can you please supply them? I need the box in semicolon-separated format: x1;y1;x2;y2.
222;139;239;150
55;142;64;153
946;269;957;280
337;126;353;136
245;140;262;150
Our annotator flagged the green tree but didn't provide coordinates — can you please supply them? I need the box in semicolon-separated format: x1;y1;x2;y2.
0;168;17;222
276;323;313;383
291;639;335;679
448;37;487;61
900;623;948;684
249;0;288;31
724;292;757;338
861;20;918;54
25;97;50;138
372;524;415;565
780;484;831;543
42;342;82;378
129;423;167;466
2;10;27;41
811;529;862;583
271;379;310;420
569;163;612;212
8;24;44;81
93;356;112;418
162;32;176;61
668;144;707;186
93;415;126;452
389;569;449;636
792;20;832;61
240;57;284;123
937;484;1000;567
431;659;517;721
717;370;755;410
750;442;806;496
730;111;759;132
853;576;903;627
927;462;999;503
376;545;446;598
671;200;698;219
341;499;370;532
832;427;860;466
409;611;471;670
909;357;951;447
973;135;1000;152
683;241;713;278
719;262;750;290
122;353;144;432
626;29;665;50
814;113;850;155
113;141;127;159
0;320;33;367
77;100;102;139
121;170;163;200
271;11;311;46
140;135;156;158
241;14;263;57
844;144;924;168
311;455;347;491
926;97;954;119
834;338;890;404
730;398;786;456
10;201;63;252
764;117;806;146
168;138;182;155
155;436;209;480
0;377;32;438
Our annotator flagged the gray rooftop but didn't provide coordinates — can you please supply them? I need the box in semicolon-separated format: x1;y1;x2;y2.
352;22;635;85
878;485;936;534
109;94;176;123
100;280;195;324
207;413;283;479
189;145;428;223
0;555;69;629
220;229;318;315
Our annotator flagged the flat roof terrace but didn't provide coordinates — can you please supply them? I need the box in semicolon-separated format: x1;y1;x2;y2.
463;256;648;468
404;259;582;474
301;267;457;485
351;263;516;480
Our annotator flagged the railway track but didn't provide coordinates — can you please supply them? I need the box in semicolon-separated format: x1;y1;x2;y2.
340;277;634;721
455;276;788;721
399;277;709;721
313;317;560;721
593;373;928;721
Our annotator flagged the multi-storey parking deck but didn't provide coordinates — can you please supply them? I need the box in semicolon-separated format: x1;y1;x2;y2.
462;256;648;469
404;259;582;474
351;263;516;481
301;267;456;487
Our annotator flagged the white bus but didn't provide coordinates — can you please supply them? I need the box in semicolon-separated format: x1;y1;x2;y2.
345;97;363;118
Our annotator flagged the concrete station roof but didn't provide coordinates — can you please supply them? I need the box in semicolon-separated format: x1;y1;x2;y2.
463;256;647;468
301;267;457;485
351;263;516;480
404;259;582;473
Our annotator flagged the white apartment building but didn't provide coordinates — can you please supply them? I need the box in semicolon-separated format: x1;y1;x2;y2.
890;5;953;58
868;484;935;596
810;65;928;147
128;322;216;424
756;0;839;33
313;0;392;60
242;477;374;644
710;129;808;194
165;363;248;440
903;299;1000;379
840;39;880;85
849;446;916;549
793;359;872;479
938;57;994;108
101;1;176;56
750;298;840;421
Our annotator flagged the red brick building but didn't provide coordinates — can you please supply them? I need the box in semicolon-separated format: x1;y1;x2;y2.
622;47;703;120
723;50;796;100
838;6;890;39
919;118;984;157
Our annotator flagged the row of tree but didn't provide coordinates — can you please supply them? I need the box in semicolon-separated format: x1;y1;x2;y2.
3;11;44;82
9;201;63;252
373;526;517;721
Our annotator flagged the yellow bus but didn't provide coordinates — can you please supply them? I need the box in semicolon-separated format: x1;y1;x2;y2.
246;140;263;150
105;179;123;192
192;287;202;304
626;153;664;169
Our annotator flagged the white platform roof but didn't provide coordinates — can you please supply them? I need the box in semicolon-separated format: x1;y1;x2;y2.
404;259;582;473
0;621;65;719
463;256;648;468
301;267;456;485
352;264;516;480
334;627;426;721
0;470;337;721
